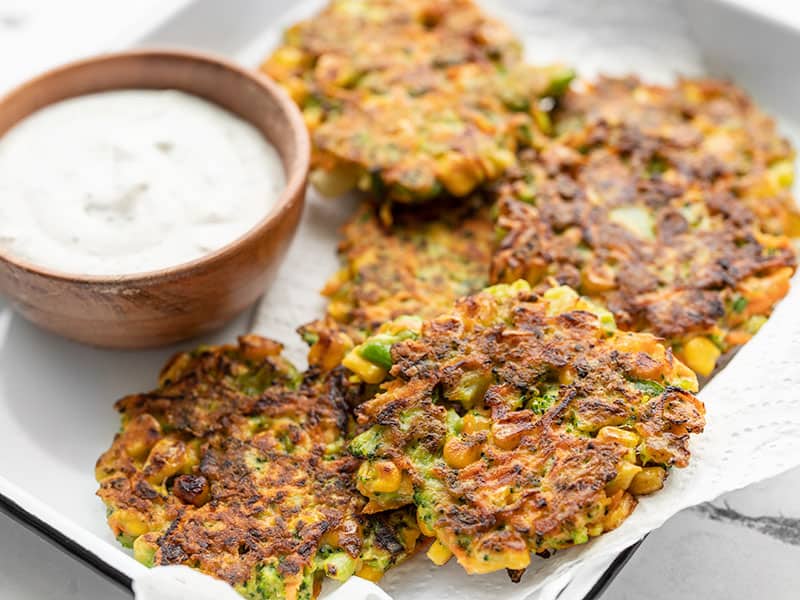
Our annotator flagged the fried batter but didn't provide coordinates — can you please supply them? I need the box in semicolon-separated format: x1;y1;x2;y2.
556;77;800;236
325;198;494;330
96;336;421;600
300;198;494;370
346;281;704;576
262;0;573;202
492;77;799;376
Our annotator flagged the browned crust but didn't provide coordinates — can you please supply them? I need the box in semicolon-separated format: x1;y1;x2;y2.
95;336;417;594
352;284;705;574
492;77;798;359
301;197;494;371
262;0;569;202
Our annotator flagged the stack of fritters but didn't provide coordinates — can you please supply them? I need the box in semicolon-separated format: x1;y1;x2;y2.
300;197;494;371
345;281;704;576
97;1;798;595
96;336;421;600
262;0;573;202
492;77;799;375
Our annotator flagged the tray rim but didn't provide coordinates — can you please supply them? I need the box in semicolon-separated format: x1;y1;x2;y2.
0;490;133;594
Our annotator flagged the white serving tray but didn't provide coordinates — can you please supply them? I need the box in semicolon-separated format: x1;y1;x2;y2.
1;1;799;599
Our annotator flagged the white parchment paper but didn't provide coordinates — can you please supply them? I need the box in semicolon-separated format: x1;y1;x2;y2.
236;1;800;599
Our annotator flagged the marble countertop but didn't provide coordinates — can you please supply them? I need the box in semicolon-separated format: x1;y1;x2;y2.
1;1;799;599
604;467;800;599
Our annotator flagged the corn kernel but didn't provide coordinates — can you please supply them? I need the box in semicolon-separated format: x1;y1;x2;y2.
443;437;483;469
587;522;604;537
109;509;150;539
320;268;349;297
143;438;194;486
356;564;383;582
326;299;351;323
462;412;492;434
628;466;667;496
310;163;360;198
523;261;546;285
303;106;323;130
307;330;352;372
682;82;704;104
426;540;453;566
491;420;531;451
786;211;800;238
434;152;482;196
533;109;552;135
479;148;516;179
597;426;639;462
603;491;637;532
282;77;309;104
358;460;402;494
596;426;640;448
269;46;306;69
606;461;643;494
768;159;795;189
382;315;423;336
543;285;579;315
417;510;436;538
671;359;700;393
342;351;387;384
581;264;616;293
158;353;192;387
120;414;162;461
682;336;721;377
558;368;575;385
400;526;420;551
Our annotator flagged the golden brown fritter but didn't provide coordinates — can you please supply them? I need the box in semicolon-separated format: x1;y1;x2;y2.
346;281;704;577
262;0;573;202
95;336;421;600
492;77;799;376
325;198;494;331
300;197;494;371
555;77;800;236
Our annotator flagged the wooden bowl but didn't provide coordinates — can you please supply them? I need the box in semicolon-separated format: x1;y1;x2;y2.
0;50;309;348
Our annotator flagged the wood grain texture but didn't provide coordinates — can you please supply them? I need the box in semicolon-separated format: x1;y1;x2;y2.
0;49;309;348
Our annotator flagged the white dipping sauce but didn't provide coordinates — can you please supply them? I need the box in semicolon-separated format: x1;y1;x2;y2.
0;90;285;275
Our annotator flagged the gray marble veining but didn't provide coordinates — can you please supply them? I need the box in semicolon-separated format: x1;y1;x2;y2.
693;503;800;548
602;466;800;599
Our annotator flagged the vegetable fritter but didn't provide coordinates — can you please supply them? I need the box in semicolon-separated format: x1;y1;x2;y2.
300;197;494;371
346;281;705;577
95;336;421;600
555;77;800;237
492;77;799;376
262;0;573;202
324;198;493;331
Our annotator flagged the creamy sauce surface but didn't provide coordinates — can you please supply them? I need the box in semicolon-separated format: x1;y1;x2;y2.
0;90;284;275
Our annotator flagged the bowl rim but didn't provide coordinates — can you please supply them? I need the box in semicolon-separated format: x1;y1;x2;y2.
0;48;310;286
